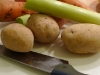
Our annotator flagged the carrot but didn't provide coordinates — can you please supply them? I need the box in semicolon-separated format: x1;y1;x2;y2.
52;17;67;27
59;0;93;10
15;0;26;2
0;0;34;22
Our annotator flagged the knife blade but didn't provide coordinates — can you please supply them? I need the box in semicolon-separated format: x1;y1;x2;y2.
0;45;87;75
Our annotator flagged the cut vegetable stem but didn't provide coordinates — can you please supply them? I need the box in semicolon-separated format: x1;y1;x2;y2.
25;0;100;25
16;14;30;25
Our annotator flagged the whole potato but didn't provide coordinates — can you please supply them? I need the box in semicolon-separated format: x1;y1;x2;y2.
1;23;34;52
61;23;100;54
26;14;60;43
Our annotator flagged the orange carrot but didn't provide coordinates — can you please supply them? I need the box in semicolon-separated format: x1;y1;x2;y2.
59;0;93;10
0;0;34;22
15;0;26;2
52;17;67;27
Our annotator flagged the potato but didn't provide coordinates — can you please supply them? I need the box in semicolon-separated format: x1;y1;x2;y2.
61;23;100;54
26;14;60;43
1;23;34;52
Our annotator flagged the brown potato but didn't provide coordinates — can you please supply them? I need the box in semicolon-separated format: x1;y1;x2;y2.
1;23;34;52
61;23;100;54
26;14;60;43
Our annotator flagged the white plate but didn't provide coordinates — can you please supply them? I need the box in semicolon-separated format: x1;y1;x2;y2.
0;22;100;75
0;0;100;75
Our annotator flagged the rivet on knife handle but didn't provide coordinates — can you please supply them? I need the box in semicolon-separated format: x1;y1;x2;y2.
51;64;88;75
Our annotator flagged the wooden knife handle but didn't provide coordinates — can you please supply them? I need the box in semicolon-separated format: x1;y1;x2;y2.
51;64;88;75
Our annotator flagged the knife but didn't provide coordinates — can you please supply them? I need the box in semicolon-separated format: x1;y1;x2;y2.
0;45;87;75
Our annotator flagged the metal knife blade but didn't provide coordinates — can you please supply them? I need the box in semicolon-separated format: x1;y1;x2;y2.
0;45;87;75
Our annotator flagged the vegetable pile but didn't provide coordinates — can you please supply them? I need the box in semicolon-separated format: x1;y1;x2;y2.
1;0;100;54
24;0;100;25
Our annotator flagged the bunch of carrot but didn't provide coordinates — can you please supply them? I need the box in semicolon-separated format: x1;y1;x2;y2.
0;0;35;22
0;0;92;26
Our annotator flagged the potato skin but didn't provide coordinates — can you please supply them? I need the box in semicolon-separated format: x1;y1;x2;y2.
1;23;34;52
61;23;100;54
26;14;60;43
